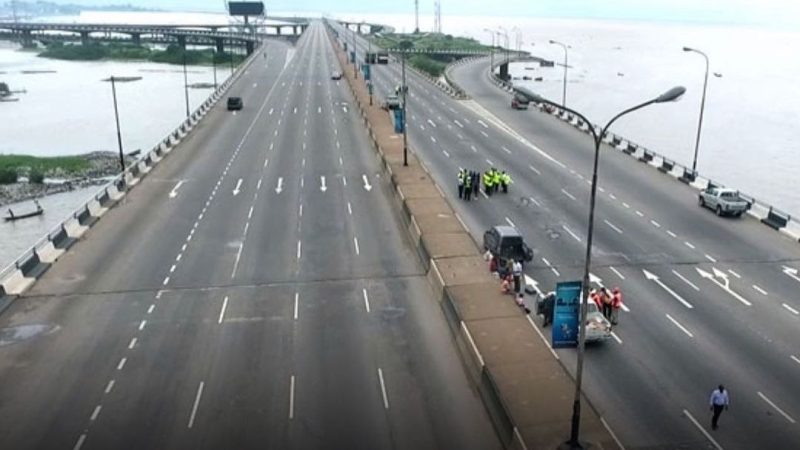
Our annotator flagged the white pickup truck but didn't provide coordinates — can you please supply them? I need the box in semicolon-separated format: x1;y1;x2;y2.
699;187;750;217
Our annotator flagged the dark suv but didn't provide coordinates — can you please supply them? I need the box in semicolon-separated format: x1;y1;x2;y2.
483;225;534;267
227;96;243;111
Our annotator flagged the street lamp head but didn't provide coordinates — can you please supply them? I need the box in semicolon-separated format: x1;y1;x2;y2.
655;86;686;103
682;46;693;52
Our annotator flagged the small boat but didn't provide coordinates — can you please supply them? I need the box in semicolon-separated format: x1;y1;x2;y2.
5;201;44;222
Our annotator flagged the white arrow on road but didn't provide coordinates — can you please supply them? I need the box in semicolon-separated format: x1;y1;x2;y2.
275;177;284;194
696;267;752;306
712;267;730;289
169;180;185;199
362;174;372;192
524;274;542;295
643;269;694;309
782;266;800;284
589;272;603;287
320;176;327;192
232;178;243;196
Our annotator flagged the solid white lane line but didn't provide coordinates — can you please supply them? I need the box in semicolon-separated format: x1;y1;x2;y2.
650;220;661;228
363;288;370;312
231;242;243;278
104;379;115;394
248;205;254;219
667;230;677;238
610;331;623;345
73;434;87;450
604;220;623;234
502;146;512;154
609;266;625;280
128;337;137;350
354;237;360;255
90;405;102;421
525;315;559;360
757;391;796;423
727;269;741;279
163;276;170;286
783;303;799;315
139;320;147;331
117;357;127;371
562;225;581;242
753;285;768;295
377;368;390;409
672;270;700;291
294;293;299;320
685;241;696;249
297;240;302;259
289;376;296;419
442;150;450;158
505;217;516;228
218;296;229;324
705;254;717;263
665;314;693;338
347;202;353;215
682;410;724;450
187;381;205;428
528;165;541;175
622;202;630;209
561;189;576;201
791;355;800;365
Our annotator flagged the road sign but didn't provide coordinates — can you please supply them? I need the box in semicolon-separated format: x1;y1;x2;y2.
552;280;582;348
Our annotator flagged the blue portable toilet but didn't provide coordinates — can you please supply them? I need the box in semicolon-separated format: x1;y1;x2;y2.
393;108;405;133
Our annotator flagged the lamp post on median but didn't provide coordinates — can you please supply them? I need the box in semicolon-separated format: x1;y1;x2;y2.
683;46;710;180
399;39;414;167
212;49;218;88
351;24;358;79
483;28;495;74
549;39;569;107
182;46;190;118
497;27;509;66
521;85;686;449
108;76;126;172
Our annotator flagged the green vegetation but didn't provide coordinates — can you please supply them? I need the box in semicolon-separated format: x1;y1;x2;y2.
370;33;492;77
38;42;246;66
0;155;88;184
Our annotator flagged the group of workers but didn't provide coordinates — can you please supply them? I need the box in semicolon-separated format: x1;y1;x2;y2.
591;287;623;326
457;168;513;201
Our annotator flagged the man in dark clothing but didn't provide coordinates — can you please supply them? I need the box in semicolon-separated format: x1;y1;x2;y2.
464;174;472;201
542;293;555;327
472;171;480;198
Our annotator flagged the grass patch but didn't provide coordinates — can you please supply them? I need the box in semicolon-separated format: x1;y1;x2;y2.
0;154;89;174
39;42;246;66
370;32;492;77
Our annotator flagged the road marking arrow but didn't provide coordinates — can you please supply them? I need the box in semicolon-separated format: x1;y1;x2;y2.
696;267;752;306
643;269;693;309
523;274;542;295
589;272;604;287
275;177;284;194
782;266;800;284
362;174;372;192
169;180;185;199
320;176;327;192
232;178;243;196
712;267;730;288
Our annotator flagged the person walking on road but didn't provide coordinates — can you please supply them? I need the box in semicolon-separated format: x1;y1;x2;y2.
541;292;555;327
483;170;493;196
472;171;480;198
512;259;522;293
457;169;465;199
464;173;472;201
709;385;730;430
598;287;612;320
501;171;512;194
611;287;623;326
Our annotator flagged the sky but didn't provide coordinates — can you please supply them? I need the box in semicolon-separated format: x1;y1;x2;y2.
40;0;800;28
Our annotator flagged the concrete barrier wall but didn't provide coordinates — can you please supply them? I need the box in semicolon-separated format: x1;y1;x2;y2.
0;42;267;303
325;20;619;450
481;62;800;246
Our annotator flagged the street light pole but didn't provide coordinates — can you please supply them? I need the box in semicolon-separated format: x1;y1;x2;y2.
522;85;686;449
212;50;218;88
402;52;408;166
483;29;494;74
351;25;358;79
109;76;125;172
549;39;569;107
182;47;190;118
683;46;709;179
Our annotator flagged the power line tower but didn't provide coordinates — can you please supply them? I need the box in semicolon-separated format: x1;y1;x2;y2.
414;0;419;34
433;0;441;33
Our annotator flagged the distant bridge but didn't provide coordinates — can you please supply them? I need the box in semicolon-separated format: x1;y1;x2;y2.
0;21;310;53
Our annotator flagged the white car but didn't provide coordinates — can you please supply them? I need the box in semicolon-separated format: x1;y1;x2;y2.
583;298;612;343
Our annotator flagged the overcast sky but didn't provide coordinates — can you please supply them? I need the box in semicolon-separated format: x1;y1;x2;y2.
48;0;800;28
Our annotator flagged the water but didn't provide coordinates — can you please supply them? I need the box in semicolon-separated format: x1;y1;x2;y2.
334;12;800;216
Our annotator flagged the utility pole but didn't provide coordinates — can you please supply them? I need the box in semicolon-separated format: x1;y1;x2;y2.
182;48;190;118
109;76;125;172
414;0;419;34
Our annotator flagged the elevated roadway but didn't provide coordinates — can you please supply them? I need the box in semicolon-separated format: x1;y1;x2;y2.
336;21;800;449
0;21;497;450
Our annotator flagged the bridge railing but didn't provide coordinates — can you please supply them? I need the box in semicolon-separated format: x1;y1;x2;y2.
0;40;265;300
482;59;800;243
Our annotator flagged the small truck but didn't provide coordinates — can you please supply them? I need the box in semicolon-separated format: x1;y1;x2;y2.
698;187;750;217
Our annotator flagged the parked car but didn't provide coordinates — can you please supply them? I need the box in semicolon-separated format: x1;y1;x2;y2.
699;187;750;217
384;94;401;110
511;93;530;110
331;71;342;80
583;294;613;343
227;96;243;111
483;225;534;268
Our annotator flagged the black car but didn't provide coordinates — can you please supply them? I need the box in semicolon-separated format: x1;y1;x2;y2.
227;96;243;111
483;225;534;267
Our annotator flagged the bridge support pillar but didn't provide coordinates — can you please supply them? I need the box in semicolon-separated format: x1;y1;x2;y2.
215;38;225;53
293;26;298;36
499;61;510;81
246;41;254;55
275;26;281;36
20;30;35;48
177;35;186;49
80;31;90;46
131;33;141;46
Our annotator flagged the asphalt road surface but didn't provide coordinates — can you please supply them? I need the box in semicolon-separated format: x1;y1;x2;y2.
0;22;499;450
338;22;800;450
